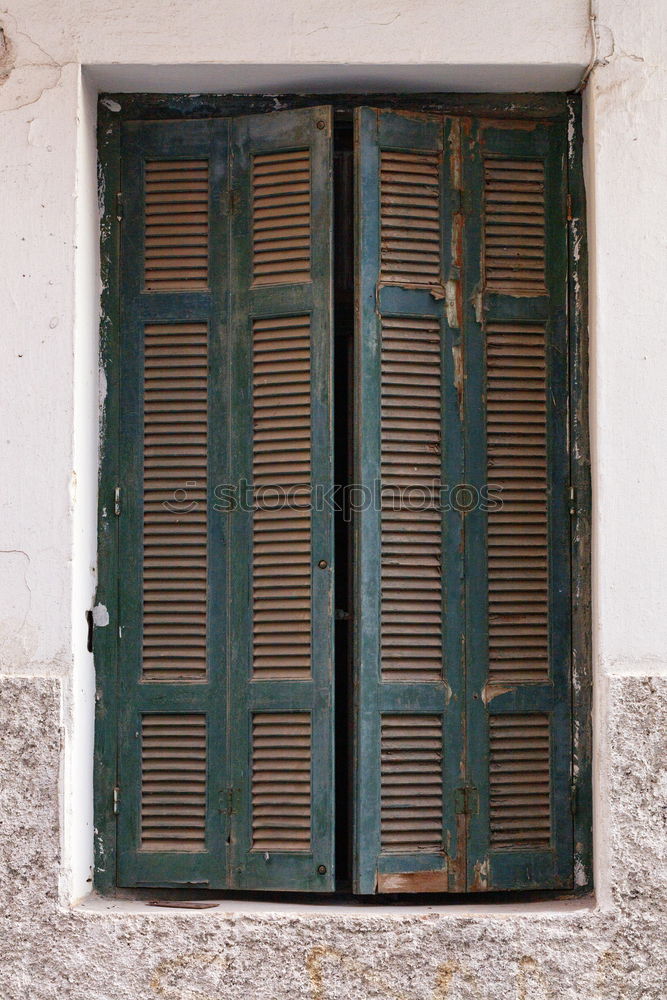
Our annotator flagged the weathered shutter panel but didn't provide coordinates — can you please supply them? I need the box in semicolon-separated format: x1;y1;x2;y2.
117;119;230;887
353;109;465;893
463;120;573;890
228;107;335;891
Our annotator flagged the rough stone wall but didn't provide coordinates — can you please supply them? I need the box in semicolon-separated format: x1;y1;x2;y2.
1;675;665;1000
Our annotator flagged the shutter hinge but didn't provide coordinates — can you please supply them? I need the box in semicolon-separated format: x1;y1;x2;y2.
221;787;240;815
222;189;238;216
569;485;576;516
570;779;578;816
114;486;121;517
455;785;479;816
567;193;573;222
115;191;123;221
113;786;120;815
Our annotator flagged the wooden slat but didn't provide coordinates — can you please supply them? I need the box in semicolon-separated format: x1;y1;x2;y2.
140;714;207;852
252;316;312;679
251;713;312;852
486;322;549;684
484;159;545;293
380;151;441;286
489;714;551;850
143;323;208;682
252;151;311;285
144;160;209;290
381;317;443;681
380;715;443;853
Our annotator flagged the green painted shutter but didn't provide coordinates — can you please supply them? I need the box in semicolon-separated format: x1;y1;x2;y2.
116;119;230;887
462;121;573;890
227;107;336;891
353;109;465;893
354;110;573;894
116;108;335;892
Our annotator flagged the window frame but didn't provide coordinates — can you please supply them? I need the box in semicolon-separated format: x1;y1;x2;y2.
94;91;591;899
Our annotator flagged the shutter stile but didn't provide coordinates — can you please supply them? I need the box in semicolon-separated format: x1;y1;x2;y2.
229;107;335;891
117;119;229;888
464;120;573;891
354;109;461;894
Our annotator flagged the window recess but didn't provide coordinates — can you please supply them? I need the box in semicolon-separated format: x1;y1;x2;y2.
96;98;587;898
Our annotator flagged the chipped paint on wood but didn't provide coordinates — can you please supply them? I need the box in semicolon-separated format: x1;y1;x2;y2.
376;869;450;893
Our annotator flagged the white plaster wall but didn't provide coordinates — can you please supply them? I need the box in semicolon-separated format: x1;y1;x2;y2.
0;0;666;993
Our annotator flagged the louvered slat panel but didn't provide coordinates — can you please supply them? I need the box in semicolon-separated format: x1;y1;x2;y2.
140;714;207;852
380;317;442;681
486;322;548;684
484;159;545;293
380;151;441;286
489;714;551;850
252;151;311;285
252;315;312;678
380;715;443;852
144;160;209;290
251;713;312;852
143;323;208;682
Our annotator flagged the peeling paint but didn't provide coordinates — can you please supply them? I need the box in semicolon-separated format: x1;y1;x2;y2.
100;97;121;113
92;603;109;627
445;280;459;329
451;342;464;420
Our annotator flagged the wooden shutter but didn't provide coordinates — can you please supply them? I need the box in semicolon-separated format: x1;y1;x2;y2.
353;109;465;893
462;120;573;890
115;108;335;892
116;119;230;887
227;107;335;891
354;110;574;894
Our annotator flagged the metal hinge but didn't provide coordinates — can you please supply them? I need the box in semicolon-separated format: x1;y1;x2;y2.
114;486;121;517
455;785;479;816
221;189;239;216
570;779;578;816
116;192;123;220
567;193;573;222
221;787;240;816
113;786;120;815
569;485;576;516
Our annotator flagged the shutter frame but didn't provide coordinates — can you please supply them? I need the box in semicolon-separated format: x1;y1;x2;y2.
116;119;230;888
463;120;574;891
227;106;336;892
353;109;465;894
